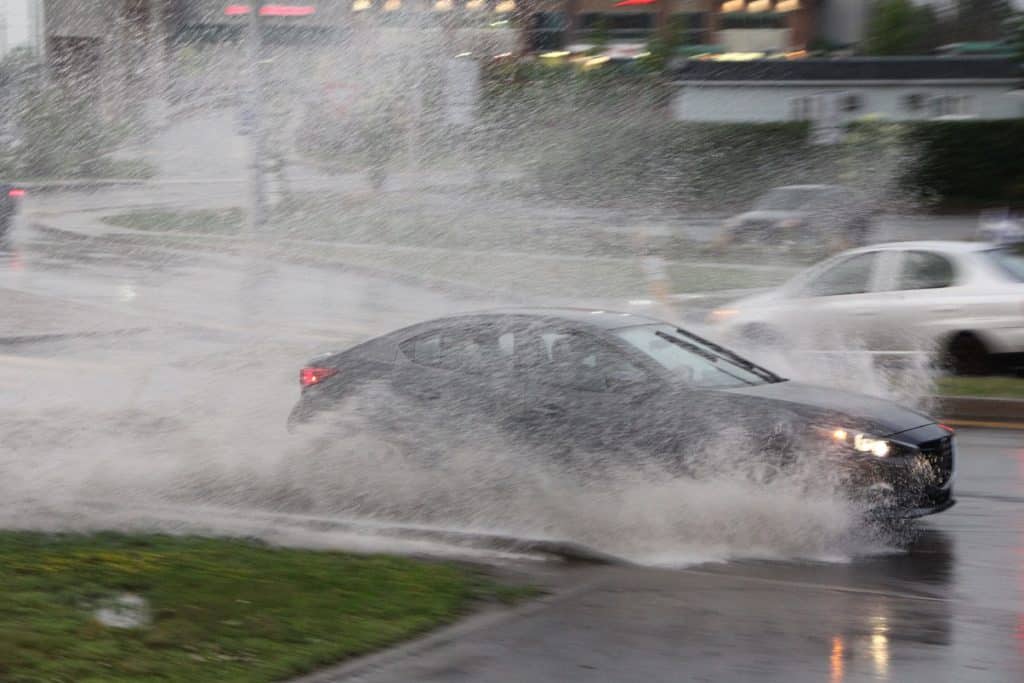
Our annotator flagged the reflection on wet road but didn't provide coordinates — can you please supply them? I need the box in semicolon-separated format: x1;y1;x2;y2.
347;430;1023;683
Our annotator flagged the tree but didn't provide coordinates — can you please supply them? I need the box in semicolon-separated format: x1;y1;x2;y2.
864;0;938;55
954;0;1014;42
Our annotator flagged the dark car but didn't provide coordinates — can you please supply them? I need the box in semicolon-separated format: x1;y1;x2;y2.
289;309;955;518
0;182;25;241
721;184;875;250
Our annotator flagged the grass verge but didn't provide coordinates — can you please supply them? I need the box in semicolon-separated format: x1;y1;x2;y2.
936;376;1024;399
104;208;244;234
0;532;527;683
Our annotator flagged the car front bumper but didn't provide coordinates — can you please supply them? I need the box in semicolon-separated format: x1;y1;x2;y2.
838;424;956;518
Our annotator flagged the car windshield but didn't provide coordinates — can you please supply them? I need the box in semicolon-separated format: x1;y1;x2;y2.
753;188;819;211
614;325;780;388
984;246;1024;282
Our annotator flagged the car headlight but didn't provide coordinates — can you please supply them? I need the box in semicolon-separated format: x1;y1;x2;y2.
779;218;804;230
707;308;739;324
815;427;893;457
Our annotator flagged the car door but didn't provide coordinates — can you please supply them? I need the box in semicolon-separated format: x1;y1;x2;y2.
778;250;890;350
869;249;960;352
391;321;526;439
517;324;660;458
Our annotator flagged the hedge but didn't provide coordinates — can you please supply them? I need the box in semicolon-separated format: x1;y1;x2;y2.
902;120;1024;205
524;118;1024;211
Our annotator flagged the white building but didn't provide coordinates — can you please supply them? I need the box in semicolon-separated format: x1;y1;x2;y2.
671;58;1023;123
0;0;44;59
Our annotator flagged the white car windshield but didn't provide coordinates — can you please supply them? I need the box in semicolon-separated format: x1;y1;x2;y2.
615;325;779;388
985;246;1024;282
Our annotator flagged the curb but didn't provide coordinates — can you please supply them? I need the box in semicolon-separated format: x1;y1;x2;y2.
15;179;149;192
30;219;513;304
0;328;149;346
288;577;604;683
934;395;1024;430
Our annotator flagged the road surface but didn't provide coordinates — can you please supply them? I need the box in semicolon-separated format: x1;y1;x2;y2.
1;191;1021;683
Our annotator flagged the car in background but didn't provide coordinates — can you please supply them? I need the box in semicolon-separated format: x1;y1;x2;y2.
721;184;875;249
289;308;956;518
708;241;1024;375
0;182;25;242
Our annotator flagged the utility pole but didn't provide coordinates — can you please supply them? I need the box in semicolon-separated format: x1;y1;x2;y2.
246;0;268;240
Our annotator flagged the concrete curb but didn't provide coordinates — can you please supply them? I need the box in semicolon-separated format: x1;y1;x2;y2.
0;328;149;346
288;577;603;683
934;395;1024;429
15;179;149;192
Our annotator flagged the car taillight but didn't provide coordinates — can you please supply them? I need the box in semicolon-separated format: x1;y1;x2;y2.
939;423;955;434
8;188;25;198
300;367;338;388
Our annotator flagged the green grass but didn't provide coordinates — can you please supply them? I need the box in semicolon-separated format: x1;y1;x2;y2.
0;532;523;683
104;209;244;234
936;376;1024;399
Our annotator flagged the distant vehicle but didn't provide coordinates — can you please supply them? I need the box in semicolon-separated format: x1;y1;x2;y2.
708;241;1024;375
0;182;25;241
721;185;875;249
290;308;955;518
977;209;1024;246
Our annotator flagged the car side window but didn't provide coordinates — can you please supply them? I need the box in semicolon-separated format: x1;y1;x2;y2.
400;325;515;376
895;251;955;290
802;252;877;297
402;334;442;368
525;330;648;393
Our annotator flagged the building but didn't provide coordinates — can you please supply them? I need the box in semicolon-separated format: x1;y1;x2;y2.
1;0;45;59
671;57;1024;123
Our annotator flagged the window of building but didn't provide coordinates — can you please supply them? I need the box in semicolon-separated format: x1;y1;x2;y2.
903;93;928;112
839;93;864;113
789;95;823;121
930;95;973;118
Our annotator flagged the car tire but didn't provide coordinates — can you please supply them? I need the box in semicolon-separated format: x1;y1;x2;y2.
945;332;992;376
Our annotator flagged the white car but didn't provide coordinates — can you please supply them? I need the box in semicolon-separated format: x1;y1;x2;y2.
708;241;1024;375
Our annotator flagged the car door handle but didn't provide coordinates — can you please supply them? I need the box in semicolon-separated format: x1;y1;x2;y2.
851;311;876;317
930;307;960;314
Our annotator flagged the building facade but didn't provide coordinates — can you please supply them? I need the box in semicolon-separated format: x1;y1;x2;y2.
1;0;45;59
671;58;1024;123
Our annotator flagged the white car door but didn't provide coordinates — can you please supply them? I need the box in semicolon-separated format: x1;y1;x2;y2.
866;249;961;353
775;250;890;350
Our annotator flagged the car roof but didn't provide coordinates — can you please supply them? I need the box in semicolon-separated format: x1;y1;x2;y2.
427;307;664;331
846;240;995;255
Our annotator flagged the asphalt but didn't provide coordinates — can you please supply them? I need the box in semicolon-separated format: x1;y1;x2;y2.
2;172;1021;683
297;430;1022;683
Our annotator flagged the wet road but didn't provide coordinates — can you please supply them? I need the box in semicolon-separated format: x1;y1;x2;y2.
323;430;1024;683
2;199;1023;682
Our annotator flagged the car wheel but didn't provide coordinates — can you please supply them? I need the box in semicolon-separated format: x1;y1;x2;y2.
945;332;992;376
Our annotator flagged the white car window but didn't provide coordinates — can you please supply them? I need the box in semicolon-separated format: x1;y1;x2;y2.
802;252;878;297
895;251;955;290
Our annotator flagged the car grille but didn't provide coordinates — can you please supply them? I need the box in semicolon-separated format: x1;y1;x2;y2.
919;436;954;487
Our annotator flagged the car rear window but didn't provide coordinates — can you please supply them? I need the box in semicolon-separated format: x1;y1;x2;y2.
985;246;1024;282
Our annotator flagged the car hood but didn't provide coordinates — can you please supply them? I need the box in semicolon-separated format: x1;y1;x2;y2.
714;381;935;437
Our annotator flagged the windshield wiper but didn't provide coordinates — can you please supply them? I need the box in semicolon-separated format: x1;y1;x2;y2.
672;327;784;384
654;331;757;386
